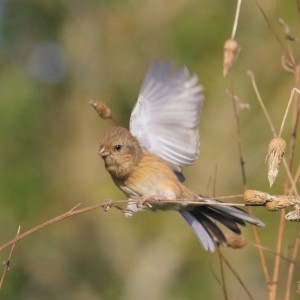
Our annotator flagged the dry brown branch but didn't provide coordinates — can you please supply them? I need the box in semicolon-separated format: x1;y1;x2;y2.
284;231;300;300
227;82;270;289
0;226;20;289
252;0;292;64
228;84;247;188
216;246;229;300
249;72;300;193
0;203;103;253
271;210;285;300
218;249;255;300
0;198;251;254
247;71;277;136
249;243;299;265
279;88;300;137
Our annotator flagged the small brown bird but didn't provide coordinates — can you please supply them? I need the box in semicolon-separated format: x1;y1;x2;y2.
99;61;264;252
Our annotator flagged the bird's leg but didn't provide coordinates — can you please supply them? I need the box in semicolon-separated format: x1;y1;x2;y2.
137;195;166;208
124;198;148;217
124;195;167;217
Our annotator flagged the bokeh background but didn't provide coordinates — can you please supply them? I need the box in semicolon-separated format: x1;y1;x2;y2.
0;0;299;299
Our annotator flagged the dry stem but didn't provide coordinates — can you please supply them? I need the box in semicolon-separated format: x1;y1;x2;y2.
218;250;255;300
0;226;20;289
228;82;270;290
279;88;300;137
284;231;300;300
0;198;253;254
217;246;229;300
231;0;242;39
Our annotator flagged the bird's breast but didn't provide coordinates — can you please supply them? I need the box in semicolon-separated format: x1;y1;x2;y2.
114;152;183;200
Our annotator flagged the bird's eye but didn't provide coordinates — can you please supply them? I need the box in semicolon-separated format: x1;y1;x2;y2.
114;144;122;151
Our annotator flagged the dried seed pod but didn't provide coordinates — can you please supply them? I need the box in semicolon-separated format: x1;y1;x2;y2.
285;210;300;222
265;137;286;187
223;38;239;77
89;99;112;119
265;198;290;211
225;234;246;249
243;190;272;205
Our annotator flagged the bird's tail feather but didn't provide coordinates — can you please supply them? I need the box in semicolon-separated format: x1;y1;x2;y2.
179;201;264;252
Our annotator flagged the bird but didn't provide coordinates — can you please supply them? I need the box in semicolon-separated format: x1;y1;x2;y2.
98;60;264;252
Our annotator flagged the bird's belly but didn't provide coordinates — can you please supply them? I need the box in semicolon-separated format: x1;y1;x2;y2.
118;176;178;200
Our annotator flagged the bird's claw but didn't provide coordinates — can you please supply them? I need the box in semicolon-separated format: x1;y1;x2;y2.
137;195;163;209
101;199;113;212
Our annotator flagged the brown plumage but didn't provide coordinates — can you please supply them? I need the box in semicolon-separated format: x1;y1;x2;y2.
98;61;264;251
99;126;264;252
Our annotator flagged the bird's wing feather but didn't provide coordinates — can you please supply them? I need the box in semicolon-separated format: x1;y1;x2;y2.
130;60;204;167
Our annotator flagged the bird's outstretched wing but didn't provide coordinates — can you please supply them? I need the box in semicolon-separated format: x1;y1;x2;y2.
130;60;204;168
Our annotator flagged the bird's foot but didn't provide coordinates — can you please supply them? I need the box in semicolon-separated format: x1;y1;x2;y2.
101;199;113;212
137;195;165;209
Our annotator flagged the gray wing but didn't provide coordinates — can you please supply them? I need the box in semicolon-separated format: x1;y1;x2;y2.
129;60;204;167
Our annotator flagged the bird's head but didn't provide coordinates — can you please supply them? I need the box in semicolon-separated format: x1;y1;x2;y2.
99;126;142;179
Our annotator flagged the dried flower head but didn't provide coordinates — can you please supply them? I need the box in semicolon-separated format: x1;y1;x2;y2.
89;99;112;119
223;38;239;77
265;198;290;211
285;209;300;222
243;190;272;205
225;233;246;249
265;137;286;187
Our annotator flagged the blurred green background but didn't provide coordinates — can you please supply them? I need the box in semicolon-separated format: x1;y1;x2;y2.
0;0;299;299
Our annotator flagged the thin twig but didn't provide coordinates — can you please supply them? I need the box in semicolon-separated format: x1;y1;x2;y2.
247;71;277;136
284;231;300;300
247;70;300;300
214;194;243;200
249;207;271;291
0;203;103;253
231;0;242;39
252;0;292;63
270;210;285;300
292;164;300;187
279;88;300;137
282;158;299;197
213;164;218;197
248;71;298;195
216;247;229;300
250;243;298;265
0;198;254;254
285;74;300;193
228;81;271;290
228;83;247;188
0;226;21;289
218;250;255;300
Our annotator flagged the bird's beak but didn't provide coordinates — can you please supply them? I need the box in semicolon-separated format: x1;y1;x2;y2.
98;146;110;158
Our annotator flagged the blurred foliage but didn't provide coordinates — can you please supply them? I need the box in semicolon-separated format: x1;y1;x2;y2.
0;0;299;299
